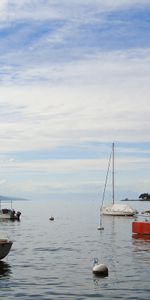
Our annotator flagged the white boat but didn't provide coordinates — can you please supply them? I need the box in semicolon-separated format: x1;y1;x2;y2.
102;203;136;216
101;143;137;216
0;200;21;221
0;238;13;260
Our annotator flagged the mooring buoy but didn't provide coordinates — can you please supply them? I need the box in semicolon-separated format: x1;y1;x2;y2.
97;225;104;230
92;258;108;277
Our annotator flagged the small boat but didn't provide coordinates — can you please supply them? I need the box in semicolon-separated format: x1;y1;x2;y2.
132;221;150;235
0;200;21;221
132;211;150;236
0;238;13;260
101;143;137;216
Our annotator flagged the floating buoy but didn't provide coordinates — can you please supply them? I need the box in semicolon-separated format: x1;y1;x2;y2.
49;216;54;221
92;258;108;277
97;225;104;230
97;216;104;230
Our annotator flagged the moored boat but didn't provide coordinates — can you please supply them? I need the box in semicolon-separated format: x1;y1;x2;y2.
102;203;137;216
0;200;21;221
132;210;150;236
101;143;137;216
0;239;13;260
132;221;150;235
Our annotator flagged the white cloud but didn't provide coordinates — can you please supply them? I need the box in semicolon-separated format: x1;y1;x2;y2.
0;0;150;199
0;47;150;154
0;0;149;23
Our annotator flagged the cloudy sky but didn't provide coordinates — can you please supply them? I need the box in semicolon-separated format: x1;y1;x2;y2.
0;0;150;202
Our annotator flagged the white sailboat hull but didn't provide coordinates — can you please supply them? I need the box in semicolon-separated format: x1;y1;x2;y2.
101;204;137;216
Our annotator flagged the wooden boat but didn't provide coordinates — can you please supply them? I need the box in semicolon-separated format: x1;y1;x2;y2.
0;239;13;260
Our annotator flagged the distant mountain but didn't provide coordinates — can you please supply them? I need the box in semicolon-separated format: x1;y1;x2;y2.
0;195;29;201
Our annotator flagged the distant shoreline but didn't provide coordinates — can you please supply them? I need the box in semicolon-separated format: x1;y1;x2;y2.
121;199;150;202
0;195;29;201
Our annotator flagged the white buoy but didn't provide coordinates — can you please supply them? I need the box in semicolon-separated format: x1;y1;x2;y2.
92;258;108;277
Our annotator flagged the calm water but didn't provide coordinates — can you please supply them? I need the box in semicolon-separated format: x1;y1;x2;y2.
0;199;150;299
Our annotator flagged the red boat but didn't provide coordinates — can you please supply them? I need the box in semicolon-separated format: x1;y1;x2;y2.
132;221;150;235
132;209;150;236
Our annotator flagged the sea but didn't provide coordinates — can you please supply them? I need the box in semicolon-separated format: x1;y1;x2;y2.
0;198;150;300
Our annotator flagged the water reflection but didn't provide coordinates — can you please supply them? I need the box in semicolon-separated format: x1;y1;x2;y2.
132;234;150;242
132;234;150;255
93;274;109;288
0;261;11;278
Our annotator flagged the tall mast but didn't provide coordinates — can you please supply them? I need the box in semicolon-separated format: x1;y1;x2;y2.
112;142;115;204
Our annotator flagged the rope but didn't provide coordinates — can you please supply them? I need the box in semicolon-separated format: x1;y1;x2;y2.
100;150;112;211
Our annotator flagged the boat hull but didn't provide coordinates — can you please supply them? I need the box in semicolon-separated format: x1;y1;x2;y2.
0;209;21;221
0;214;18;220
0;214;12;220
101;204;136;216
0;240;13;260
102;211;135;216
132;221;150;235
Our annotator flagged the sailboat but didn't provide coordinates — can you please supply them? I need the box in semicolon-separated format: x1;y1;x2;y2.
101;143;137;216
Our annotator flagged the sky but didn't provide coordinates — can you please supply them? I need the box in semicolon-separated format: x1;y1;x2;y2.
0;0;150;202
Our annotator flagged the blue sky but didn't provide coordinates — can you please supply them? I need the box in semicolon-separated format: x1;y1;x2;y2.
0;0;150;201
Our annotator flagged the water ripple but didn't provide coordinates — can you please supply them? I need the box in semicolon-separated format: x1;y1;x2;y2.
0;200;150;299
34;246;73;252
